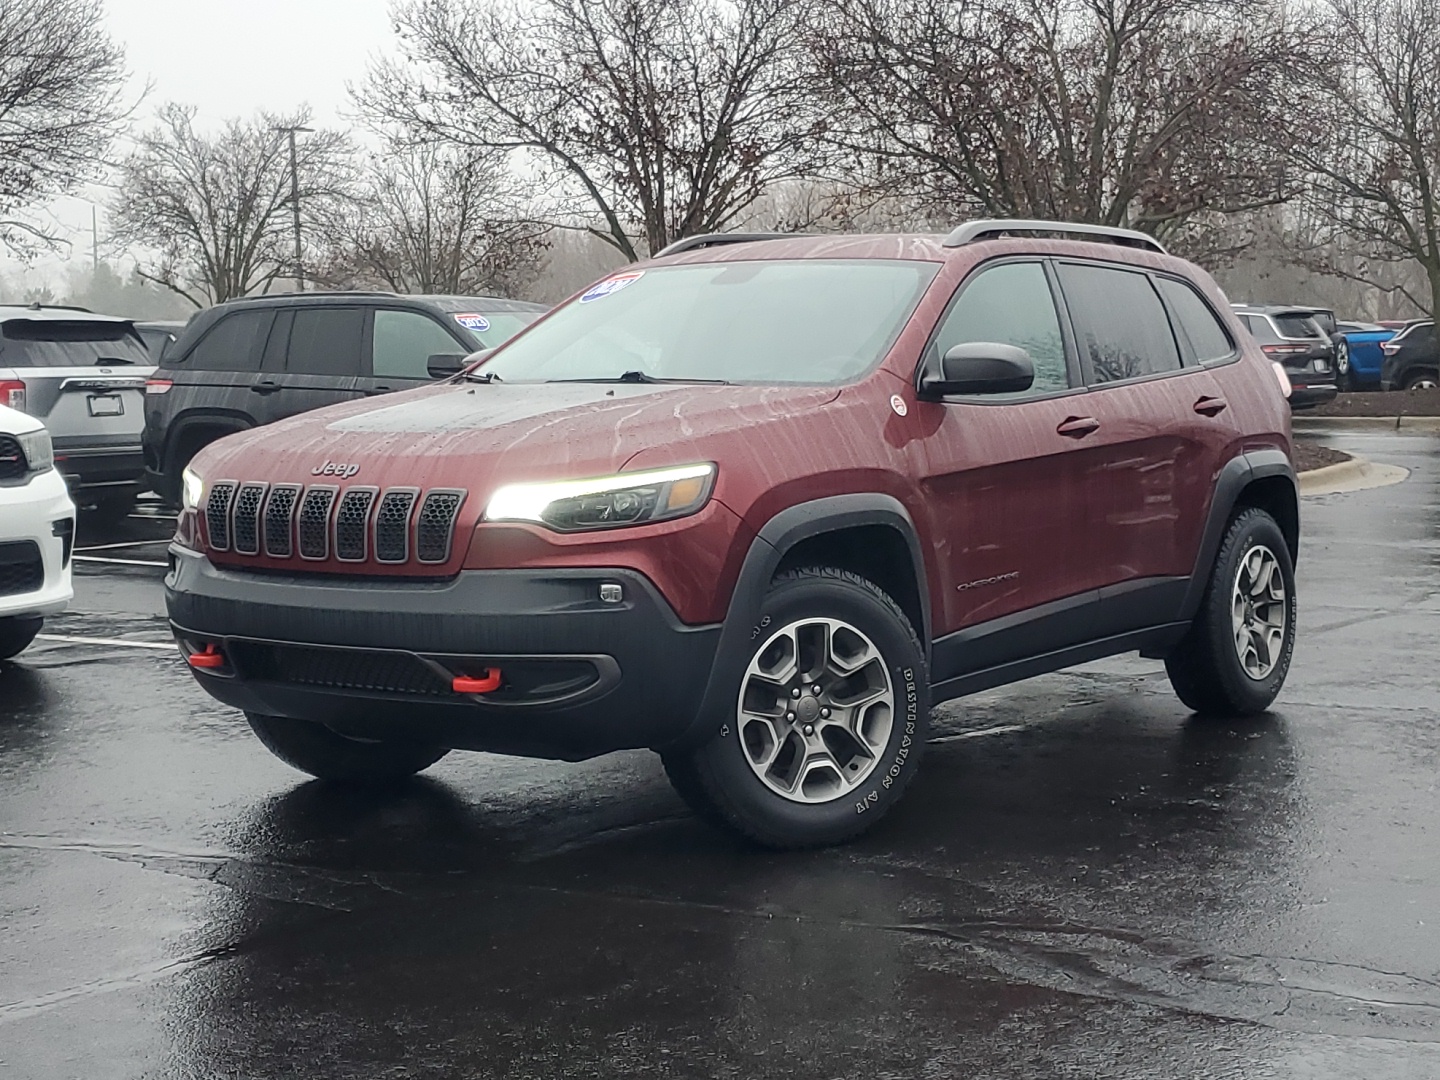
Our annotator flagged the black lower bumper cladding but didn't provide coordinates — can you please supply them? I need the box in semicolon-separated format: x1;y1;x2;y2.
165;550;720;760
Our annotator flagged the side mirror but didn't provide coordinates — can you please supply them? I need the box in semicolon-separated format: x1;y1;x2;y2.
920;342;1034;397
427;353;473;379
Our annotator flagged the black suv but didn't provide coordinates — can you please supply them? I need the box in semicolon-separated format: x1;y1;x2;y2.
1231;305;1338;408
1380;320;1437;391
143;292;546;503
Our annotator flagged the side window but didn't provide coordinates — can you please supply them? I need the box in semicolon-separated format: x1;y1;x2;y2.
182;310;273;373
1156;278;1235;363
1057;264;1182;384
372;310;465;380
927;261;1070;396
285;308;365;377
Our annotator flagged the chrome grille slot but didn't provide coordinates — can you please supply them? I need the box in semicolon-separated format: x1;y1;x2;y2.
231;482;267;555
263;484;301;557
334;488;378;562
415;490;464;563
205;481;236;551
374;489;418;563
297;486;337;560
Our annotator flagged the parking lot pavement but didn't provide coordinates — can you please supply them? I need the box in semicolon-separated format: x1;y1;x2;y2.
2;434;1439;1079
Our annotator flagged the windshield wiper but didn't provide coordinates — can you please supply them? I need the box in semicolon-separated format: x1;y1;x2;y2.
463;370;503;383
549;370;730;385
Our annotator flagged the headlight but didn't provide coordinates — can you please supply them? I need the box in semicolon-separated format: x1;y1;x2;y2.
15;429;53;473
182;465;205;510
485;463;716;532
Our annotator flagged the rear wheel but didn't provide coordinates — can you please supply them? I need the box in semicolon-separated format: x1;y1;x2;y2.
1334;339;1352;391
662;567;929;848
0;617;43;661
246;712;449;782
1403;370;1439;391
1166;508;1296;716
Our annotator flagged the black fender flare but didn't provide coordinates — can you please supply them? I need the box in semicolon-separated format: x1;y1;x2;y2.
663;493;930;751
164;413;254;476
1180;448;1298;621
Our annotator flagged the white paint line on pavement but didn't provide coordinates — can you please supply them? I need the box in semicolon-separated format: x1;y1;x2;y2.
73;555;168;567
928;723;1026;744
76;539;171;552
36;634;174;651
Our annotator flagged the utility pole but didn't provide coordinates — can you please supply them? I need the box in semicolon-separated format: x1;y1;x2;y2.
274;125;312;291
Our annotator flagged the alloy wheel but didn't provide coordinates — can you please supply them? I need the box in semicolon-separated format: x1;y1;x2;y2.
1231;544;1287;680
1335;340;1350;375
737;617;895;803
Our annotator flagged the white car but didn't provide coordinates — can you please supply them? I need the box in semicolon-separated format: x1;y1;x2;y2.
0;403;75;659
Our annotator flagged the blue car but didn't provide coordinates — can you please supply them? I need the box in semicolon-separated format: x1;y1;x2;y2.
1335;320;1397;391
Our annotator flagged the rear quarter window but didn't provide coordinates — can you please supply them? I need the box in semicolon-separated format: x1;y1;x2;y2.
1155;278;1234;363
0;319;151;367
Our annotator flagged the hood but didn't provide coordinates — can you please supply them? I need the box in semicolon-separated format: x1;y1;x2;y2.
189;379;838;575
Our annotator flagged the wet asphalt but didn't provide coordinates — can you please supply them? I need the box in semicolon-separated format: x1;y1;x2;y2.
1;425;1438;1079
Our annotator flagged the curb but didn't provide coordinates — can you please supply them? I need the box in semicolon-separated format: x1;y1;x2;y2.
1298;454;1409;496
1293;415;1440;432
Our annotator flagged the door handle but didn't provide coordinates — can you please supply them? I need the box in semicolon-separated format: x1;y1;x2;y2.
250;380;281;395
1056;415;1100;438
364;384;394;397
1193;395;1228;416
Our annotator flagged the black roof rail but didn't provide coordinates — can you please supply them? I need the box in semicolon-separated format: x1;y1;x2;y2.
652;232;802;259
942;219;1167;254
224;290;403;304
20;302;93;313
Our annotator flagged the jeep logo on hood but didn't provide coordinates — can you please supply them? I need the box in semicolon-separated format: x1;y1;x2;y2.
311;460;361;478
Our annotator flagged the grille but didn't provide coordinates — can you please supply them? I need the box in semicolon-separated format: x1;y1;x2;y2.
0;435;25;481
334;488;377;561
205;481;237;550
416;491;464;563
231;482;267;555
374;489;418;563
232;642;451;697
0;541;44;598
297;486;337;559
263;484;300;557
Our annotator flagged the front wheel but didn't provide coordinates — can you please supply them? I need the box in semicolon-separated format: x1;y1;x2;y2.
1165;508;1296;716
246;713;449;782
662;567;929;848
0;616;43;661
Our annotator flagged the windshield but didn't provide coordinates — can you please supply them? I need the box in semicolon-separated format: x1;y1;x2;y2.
479;260;939;384
0;319;151;367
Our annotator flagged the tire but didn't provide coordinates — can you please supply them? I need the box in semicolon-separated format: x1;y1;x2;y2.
1334;339;1351;388
0;616;43;661
1165;508;1296;716
661;566;929;849
245;712;449;783
1403;370;1439;391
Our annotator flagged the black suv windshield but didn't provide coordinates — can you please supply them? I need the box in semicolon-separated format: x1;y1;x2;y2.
0;319;151;366
480;260;939;385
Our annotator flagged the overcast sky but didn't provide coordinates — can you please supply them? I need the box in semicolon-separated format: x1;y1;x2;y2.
6;0;399;283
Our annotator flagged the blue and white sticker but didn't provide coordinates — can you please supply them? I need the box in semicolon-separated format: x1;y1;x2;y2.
579;270;644;303
454;313;491;332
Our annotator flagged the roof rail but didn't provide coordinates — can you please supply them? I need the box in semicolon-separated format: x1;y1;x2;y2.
21;302;93;313
225;290;402;304
652;232;801;259
943;219;1166;254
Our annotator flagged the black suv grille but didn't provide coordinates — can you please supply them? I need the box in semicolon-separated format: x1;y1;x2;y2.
263;485;300;557
0;435;25;481
416;491;465;563
297;487;337;560
374;489;418;563
231;482;267;555
0;540;44;598
232;642;451;697
205;482;237;550
334;488;377;561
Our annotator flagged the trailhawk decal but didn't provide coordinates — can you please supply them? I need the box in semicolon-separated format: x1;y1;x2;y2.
579;270;644;303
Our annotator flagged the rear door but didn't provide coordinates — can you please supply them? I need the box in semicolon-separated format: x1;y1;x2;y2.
270;306;367;420
359;307;473;397
159;307;275;427
1053;262;1237;630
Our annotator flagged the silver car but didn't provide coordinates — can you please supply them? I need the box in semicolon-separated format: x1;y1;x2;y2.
0;305;154;519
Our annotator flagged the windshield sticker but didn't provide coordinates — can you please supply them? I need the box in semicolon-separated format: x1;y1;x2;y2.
579;270;644;304
453;313;491;333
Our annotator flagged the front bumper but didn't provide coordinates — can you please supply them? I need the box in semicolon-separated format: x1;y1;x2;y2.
164;548;721;760
0;468;75;620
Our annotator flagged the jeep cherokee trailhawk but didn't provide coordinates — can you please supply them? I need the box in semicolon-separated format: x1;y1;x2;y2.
166;220;1300;848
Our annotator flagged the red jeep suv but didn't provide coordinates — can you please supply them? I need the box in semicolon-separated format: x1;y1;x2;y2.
167;220;1300;848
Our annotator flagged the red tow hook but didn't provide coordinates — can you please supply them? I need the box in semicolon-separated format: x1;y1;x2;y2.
187;643;226;670
452;669;502;694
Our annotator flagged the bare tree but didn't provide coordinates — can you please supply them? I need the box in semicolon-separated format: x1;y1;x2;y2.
1290;0;1440;318
359;0;828;260
316;137;548;297
813;0;1315;249
0;0;128;256
109;104;356;305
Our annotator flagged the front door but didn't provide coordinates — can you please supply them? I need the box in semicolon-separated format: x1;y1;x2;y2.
358;307;474;398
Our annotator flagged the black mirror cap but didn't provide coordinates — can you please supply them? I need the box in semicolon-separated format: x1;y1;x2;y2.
920;342;1035;397
427;353;472;379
